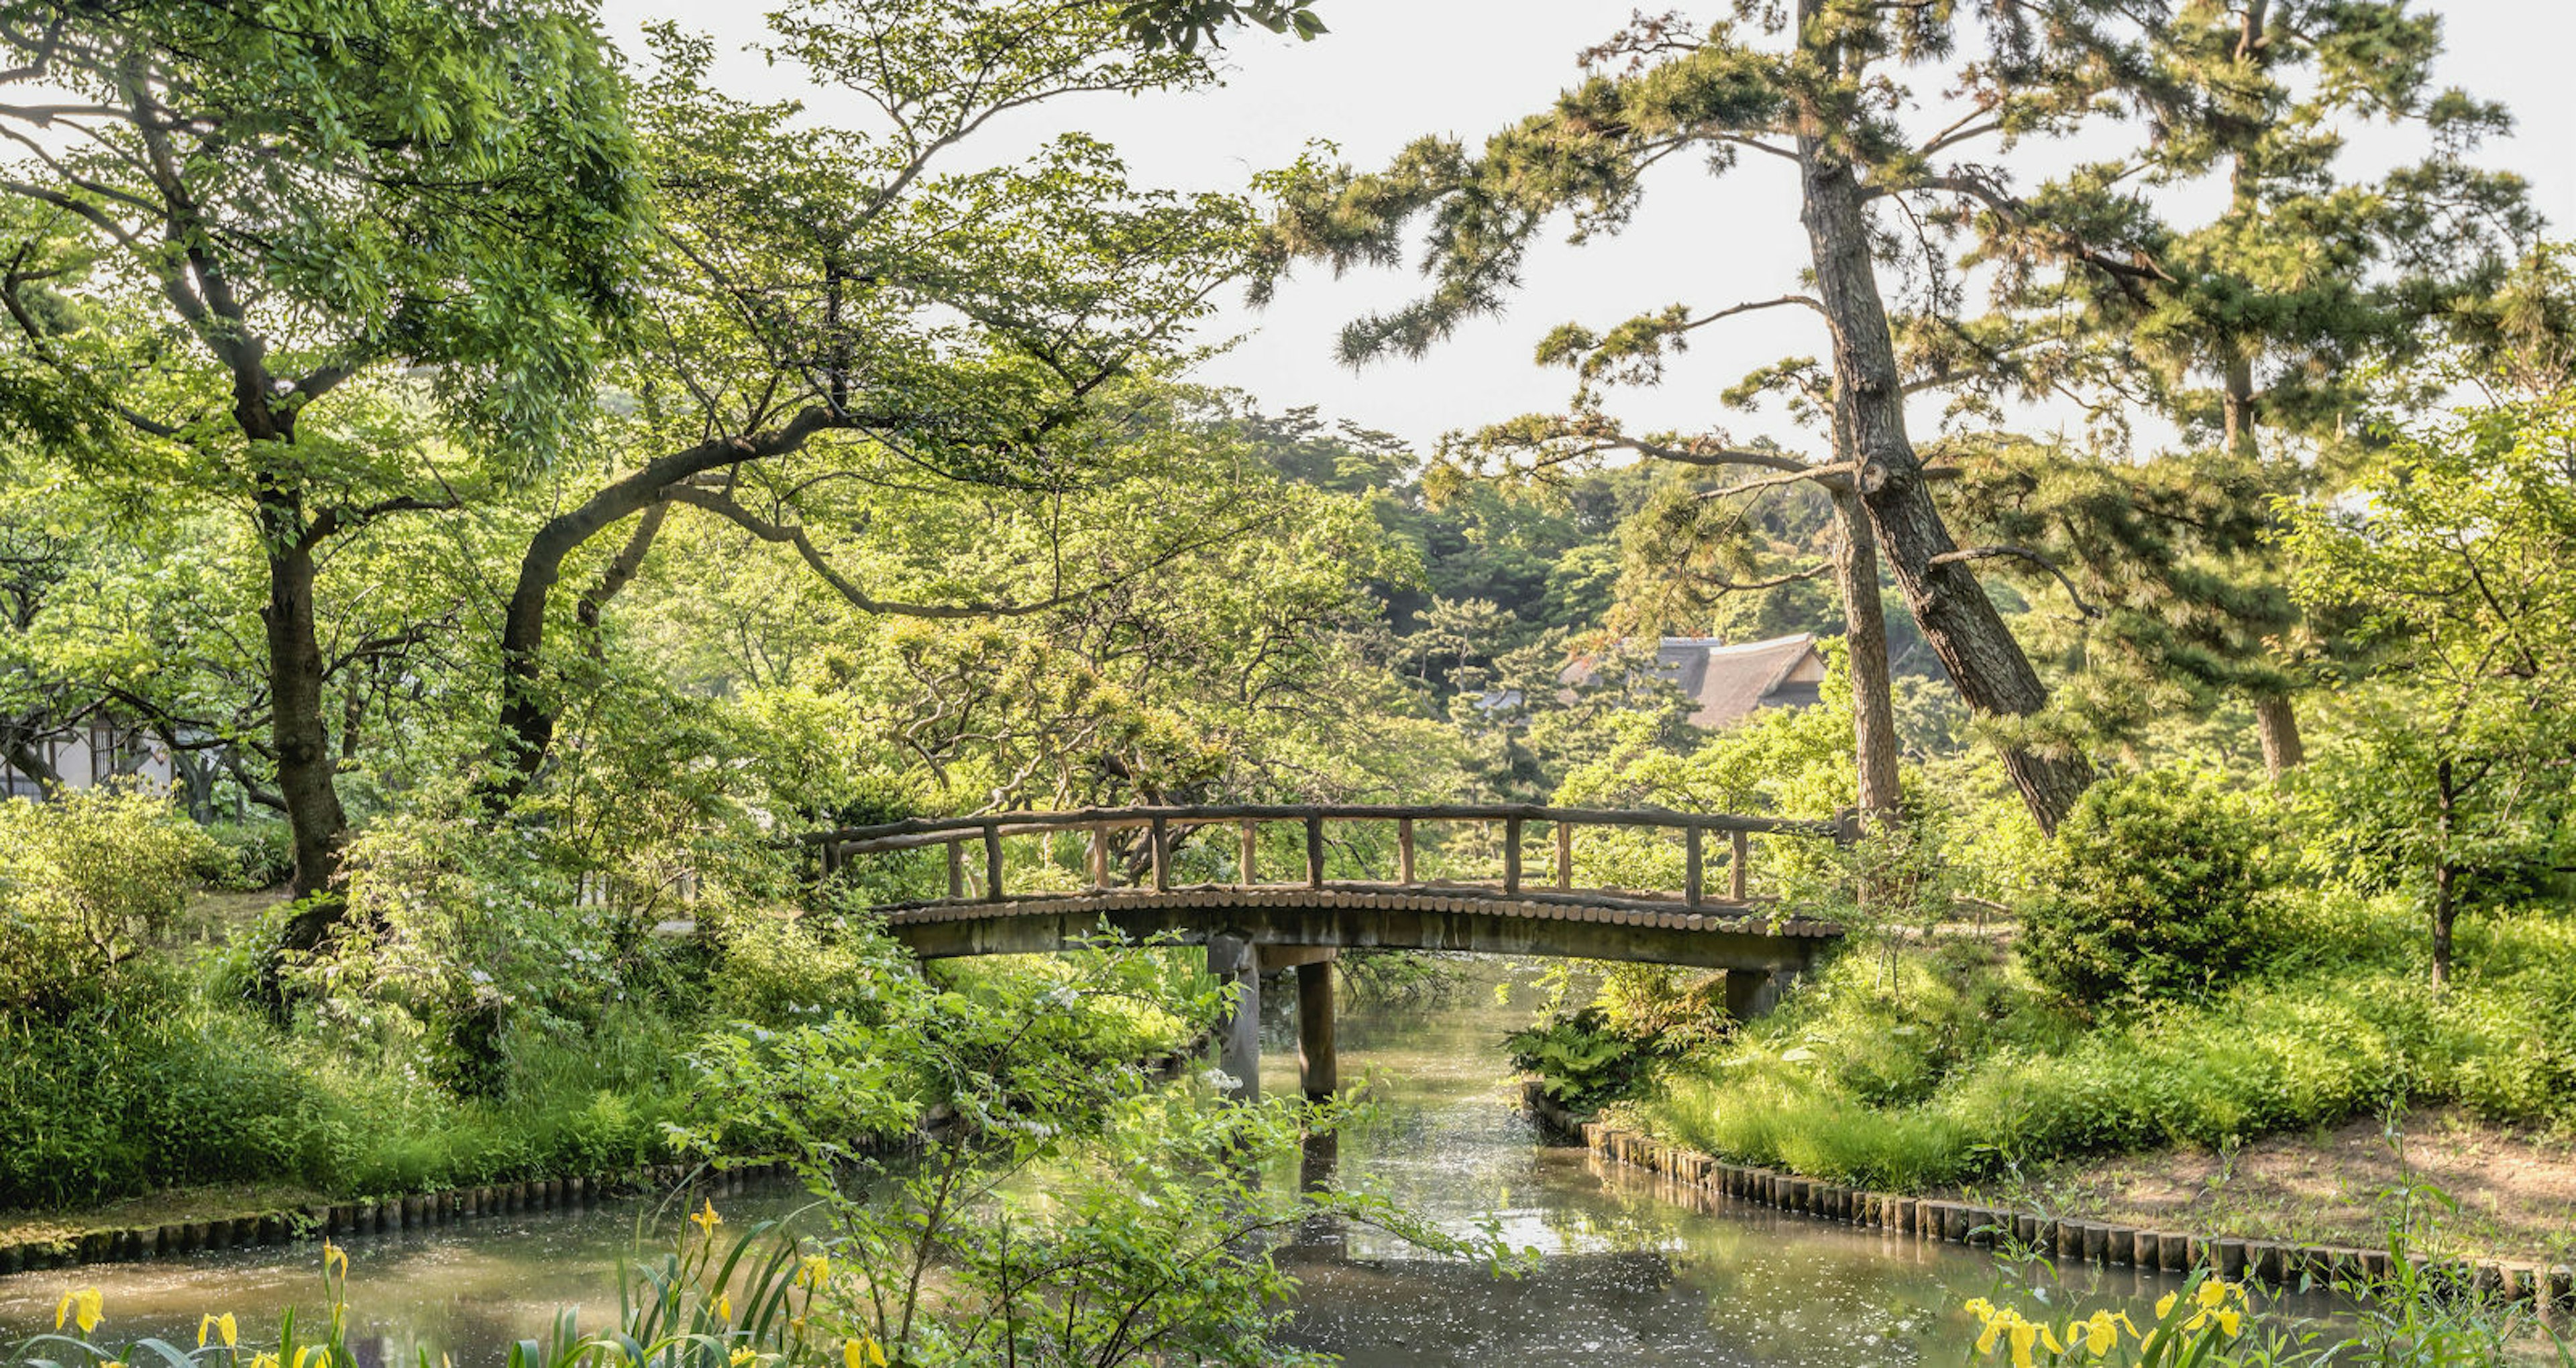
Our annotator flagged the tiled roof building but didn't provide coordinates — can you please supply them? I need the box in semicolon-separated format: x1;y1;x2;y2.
1562;633;1826;729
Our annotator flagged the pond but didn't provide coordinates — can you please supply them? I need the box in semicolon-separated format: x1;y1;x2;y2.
0;960;2330;1365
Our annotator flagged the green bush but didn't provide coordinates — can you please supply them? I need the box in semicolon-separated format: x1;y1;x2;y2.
1507;1006;1656;1111
710;912;912;1026
0;785;214;1013
196;818;296;891
2019;771;2279;1008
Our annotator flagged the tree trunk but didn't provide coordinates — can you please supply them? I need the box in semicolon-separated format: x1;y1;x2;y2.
2431;755;2456;990
3;724;61;793
1793;131;2090;834
486;412;838;808
163;731;218;823
2253;690;2303;779
493;494;660;807
2222;353;2260;459
2430;858;2456;990
262;515;354;992
1829;486;1900;827
577;502;669;655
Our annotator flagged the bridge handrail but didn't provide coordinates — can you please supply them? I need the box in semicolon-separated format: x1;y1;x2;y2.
795;801;1847;855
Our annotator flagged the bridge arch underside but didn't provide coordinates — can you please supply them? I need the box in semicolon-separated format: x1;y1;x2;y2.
881;887;1839;972
883;888;1841;1104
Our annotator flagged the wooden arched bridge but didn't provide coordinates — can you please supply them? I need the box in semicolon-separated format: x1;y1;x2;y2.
798;803;1851;1102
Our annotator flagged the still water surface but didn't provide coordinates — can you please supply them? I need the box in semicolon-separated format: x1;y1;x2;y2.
2;962;2320;1364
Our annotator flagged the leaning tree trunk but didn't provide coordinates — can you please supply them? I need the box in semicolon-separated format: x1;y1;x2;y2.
1829;486;1900;828
486;412;840;809
1794;139;2091;834
492;485;671;807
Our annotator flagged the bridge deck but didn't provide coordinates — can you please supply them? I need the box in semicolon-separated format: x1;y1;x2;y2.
877;881;1842;970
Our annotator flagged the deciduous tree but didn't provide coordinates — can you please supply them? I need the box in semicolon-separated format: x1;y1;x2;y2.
0;0;647;965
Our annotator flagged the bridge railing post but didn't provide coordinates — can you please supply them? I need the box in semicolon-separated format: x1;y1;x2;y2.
1304;814;1324;889
947;838;965;901
983;823;1004;903
1503;817;1523;894
1397;817;1414;886
1088;825;1107;889
1730;829;1750;902
1150;815;1170;892
1686;825;1704;909
1554;820;1572;891
1239;820;1257;885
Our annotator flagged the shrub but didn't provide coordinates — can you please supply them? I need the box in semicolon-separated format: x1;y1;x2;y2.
0;783;214;1013
710;912;912;1026
2019;771;2279;1008
1507;1006;1655;1111
196;818;296;891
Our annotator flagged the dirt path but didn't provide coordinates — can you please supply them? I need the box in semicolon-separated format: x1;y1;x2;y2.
1953;1109;2576;1265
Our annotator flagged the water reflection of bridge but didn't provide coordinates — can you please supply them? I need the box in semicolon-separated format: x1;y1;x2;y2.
802;803;1850;1102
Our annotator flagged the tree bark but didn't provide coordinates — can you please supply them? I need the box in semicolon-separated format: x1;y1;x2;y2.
2431;755;2457;990
2221;352;2260;459
162;728;218;823
2253;690;2303;779
487;410;844;809
1829;486;1900;827
1793;125;2091;834
3;724;61;793
576;502;669;657
262;508;354;977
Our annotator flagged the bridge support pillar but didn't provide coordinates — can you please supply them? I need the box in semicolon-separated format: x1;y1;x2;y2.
1257;946;1338;1100
1724;966;1801;1021
1209;934;1259;1102
1296;958;1336;1100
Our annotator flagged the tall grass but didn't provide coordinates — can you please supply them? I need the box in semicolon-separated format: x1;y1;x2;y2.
1626;893;2576;1191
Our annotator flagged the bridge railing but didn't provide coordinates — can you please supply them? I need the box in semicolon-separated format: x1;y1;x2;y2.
795;803;1851;913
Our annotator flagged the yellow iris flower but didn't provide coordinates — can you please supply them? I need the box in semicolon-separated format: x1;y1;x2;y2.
715;1294;733;1323
691;1199;723;1238
200;1312;239;1349
323;1242;348;1281
249;1353;280;1368
797;1254;831;1289
844;1338;888;1368
54;1288;103;1335
728;1349;756;1368
2155;1292;2178;1320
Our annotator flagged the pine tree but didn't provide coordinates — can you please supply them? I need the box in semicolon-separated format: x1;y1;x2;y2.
1937;1;2538;777
1252;4;2220;833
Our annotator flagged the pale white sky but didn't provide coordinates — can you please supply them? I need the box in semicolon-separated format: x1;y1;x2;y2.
604;1;2576;457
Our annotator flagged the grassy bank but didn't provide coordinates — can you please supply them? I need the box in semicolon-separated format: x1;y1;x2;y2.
1;901;1207;1233
1583;893;2576;1259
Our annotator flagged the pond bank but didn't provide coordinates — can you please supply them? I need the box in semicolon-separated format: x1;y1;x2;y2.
5;960;2357;1366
